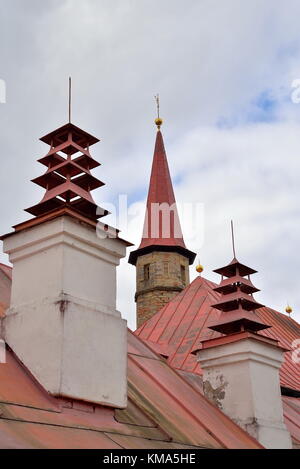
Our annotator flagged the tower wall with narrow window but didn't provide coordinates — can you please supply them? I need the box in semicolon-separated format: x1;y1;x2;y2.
135;251;189;327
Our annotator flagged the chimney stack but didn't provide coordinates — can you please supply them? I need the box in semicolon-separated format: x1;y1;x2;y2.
194;257;292;449
2;122;131;408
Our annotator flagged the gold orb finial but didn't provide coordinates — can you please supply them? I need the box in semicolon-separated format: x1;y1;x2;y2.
285;305;293;315
154;94;163;129
155;117;163;129
196;264;204;274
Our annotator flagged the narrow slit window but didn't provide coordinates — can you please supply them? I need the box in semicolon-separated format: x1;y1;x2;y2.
180;265;185;283
144;264;150;281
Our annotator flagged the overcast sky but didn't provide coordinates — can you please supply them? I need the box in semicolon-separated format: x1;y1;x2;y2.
1;0;300;329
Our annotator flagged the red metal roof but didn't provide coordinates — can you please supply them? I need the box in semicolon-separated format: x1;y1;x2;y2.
0;329;261;449
138;130;184;249
129;130;195;265
283;396;300;448
136;275;300;392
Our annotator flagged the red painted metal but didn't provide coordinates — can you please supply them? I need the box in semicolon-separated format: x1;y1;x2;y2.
214;275;259;295
40;122;99;148
196;330;287;353
208;257;269;335
283;396;300;447
136;275;300;392
214;257;257;277
129;130;195;265
25;123;107;222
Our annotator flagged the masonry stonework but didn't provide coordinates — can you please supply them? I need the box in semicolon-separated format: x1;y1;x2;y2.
135;251;189;327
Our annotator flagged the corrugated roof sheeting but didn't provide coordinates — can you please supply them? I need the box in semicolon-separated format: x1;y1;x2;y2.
136;276;300;392
127;330;261;449
283;397;300;447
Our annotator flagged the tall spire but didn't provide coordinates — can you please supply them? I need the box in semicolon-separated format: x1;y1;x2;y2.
129;120;195;265
129;110;196;327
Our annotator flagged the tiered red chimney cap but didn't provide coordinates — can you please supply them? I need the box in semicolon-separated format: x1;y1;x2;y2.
25;122;108;222
129;120;196;265
208;256;270;335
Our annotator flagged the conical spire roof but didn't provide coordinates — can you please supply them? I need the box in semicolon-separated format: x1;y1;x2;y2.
129;126;196;265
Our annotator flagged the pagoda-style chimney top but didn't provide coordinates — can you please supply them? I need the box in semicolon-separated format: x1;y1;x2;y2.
195;228;292;448
208;256;269;335
25;122;108;222
207;222;270;336
213;257;257;277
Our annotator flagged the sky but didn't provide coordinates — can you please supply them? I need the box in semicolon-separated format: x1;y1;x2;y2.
0;0;300;329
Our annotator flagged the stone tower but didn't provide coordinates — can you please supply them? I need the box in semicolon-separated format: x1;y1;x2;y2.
129;120;196;327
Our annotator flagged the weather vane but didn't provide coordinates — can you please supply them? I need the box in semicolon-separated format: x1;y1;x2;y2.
155;94;160;118
154;94;163;129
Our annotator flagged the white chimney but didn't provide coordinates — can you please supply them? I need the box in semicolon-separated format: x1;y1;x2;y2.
3;214;128;408
195;256;292;449
196;332;292;449
1;121;130;409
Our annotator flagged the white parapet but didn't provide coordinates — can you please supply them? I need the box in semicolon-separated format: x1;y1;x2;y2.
3;214;128;408
197;333;292;449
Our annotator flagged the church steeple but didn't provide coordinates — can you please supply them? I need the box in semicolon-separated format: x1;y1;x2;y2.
129;114;196;328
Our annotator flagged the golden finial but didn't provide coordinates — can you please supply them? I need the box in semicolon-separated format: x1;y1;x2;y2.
285;305;293;315
196;258;204;274
154;94;163;129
